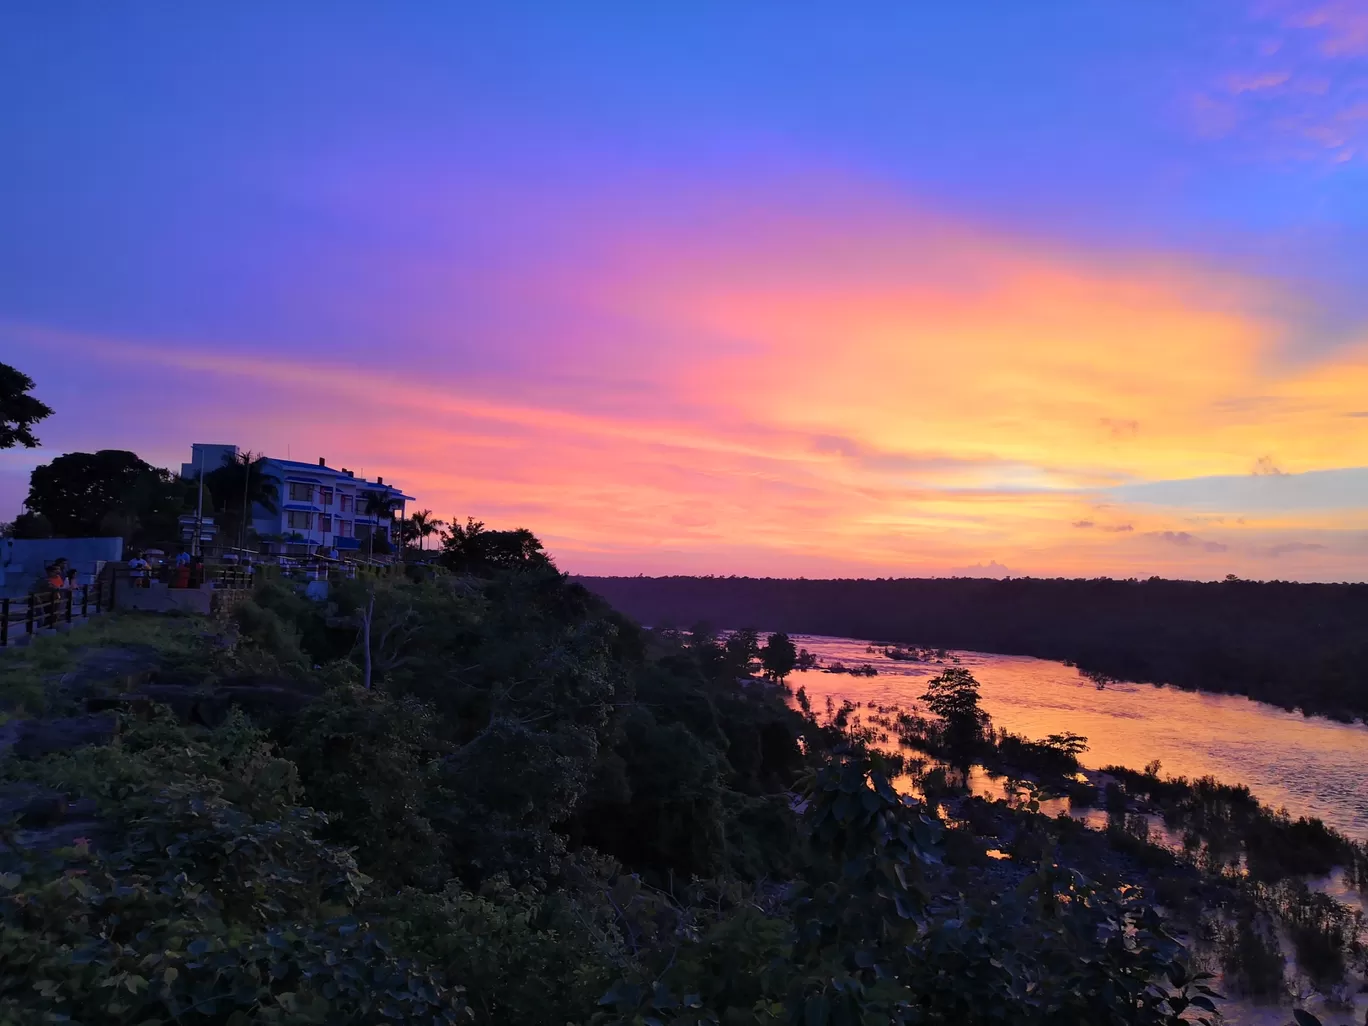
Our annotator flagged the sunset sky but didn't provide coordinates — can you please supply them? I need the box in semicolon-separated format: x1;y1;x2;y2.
3;3;1367;580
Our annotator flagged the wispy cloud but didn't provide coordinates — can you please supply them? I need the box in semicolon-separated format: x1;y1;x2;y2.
1114;467;1368;513
1284;1;1368;56
1199;0;1368;163
1226;70;1293;94
1266;540;1327;556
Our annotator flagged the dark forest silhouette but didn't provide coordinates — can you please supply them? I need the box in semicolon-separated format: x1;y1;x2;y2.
576;575;1368;723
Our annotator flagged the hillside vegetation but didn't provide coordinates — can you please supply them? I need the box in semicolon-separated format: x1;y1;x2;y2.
3;550;1361;1024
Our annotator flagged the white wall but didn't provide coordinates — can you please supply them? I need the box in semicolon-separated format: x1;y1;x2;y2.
1;537;124;598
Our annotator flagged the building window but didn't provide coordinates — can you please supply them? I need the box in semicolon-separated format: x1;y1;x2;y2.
319;514;333;532
335;520;350;538
286;511;313;530
288;482;313;502
340;494;353;512
320;487;334;506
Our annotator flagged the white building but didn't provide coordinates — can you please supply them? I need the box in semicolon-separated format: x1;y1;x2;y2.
181;444;415;555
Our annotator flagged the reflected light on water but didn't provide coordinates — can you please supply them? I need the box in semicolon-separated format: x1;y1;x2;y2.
785;634;1368;842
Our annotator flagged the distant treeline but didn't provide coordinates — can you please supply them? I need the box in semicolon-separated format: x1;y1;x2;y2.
575;576;1368;723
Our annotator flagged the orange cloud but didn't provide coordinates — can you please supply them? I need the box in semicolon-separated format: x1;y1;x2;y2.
9;187;1368;581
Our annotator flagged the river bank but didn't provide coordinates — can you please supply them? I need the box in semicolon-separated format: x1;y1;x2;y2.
784;633;1368;842
774;635;1368;1025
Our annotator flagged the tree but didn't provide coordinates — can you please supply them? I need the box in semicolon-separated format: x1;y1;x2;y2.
439;517;552;575
399;516;420;550
350;581;420;690
9;512;52;539
920;666;990;768
761;631;798;683
0;362;53;450
361;489;404;560
204;450;279;552
1040;731;1089;760
24;450;185;539
724;627;760;678
409;509;446;553
118;463;198;547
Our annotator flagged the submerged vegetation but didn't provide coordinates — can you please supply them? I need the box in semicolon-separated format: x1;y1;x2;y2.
879;669;1368;1017
0;541;1362;1024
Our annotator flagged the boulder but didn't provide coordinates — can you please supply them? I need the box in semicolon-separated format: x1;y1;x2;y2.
136;680;318;728
11;713;118;759
219;672;326;697
140;684;228;727
61;645;161;698
0;784;66;827
86;693;153;717
0;784;104;853
216;685;314;723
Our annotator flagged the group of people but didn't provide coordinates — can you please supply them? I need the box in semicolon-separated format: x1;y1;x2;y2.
126;549;203;588
42;559;80;591
38;550;235;595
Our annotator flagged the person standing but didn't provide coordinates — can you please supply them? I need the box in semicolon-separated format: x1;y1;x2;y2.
171;548;189;588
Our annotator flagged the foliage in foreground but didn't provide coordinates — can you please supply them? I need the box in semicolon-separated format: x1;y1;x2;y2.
0;549;1268;1025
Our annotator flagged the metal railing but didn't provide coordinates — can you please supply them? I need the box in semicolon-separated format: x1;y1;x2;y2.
112;563;257;591
0;580;112;648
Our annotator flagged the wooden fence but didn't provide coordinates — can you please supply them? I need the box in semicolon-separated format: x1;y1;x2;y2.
0;558;407;647
0;578;114;648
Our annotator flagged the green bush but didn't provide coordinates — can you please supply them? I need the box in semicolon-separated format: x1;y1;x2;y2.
0;715;467;1025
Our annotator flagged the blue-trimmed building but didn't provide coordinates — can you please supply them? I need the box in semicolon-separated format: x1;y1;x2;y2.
182;444;416;554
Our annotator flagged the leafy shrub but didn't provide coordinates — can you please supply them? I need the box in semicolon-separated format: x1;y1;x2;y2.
377;881;622;1026
287;684;446;888
0;715;467;1024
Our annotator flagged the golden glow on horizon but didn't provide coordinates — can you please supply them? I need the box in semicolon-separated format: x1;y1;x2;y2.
18;200;1368;580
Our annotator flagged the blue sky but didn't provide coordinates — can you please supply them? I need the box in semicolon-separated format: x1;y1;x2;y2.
2;3;1366;578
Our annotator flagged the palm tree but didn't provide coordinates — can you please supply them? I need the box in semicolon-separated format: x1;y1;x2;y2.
204;450;278;554
361;489;403;560
408;509;446;553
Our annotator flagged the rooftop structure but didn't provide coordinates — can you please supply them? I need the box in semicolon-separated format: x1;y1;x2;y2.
182;444;415;555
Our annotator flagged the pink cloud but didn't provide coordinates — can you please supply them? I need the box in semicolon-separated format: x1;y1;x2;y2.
6;175;1368;581
1226;70;1293;93
1288;1;1368;55
1207;1;1368;162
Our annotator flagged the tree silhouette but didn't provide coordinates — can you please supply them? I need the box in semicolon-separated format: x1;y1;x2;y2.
408;509;446;552
0;362;53;450
362;490;403;559
761;631;798;682
724;628;760;678
26;450;164;538
921;667;990;769
439;517;552;575
204;450;278;552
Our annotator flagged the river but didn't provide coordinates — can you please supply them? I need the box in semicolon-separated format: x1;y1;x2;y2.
784;633;1368;843
777;633;1368;1024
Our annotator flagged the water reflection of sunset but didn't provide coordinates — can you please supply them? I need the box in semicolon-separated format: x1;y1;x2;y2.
787;634;1368;841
